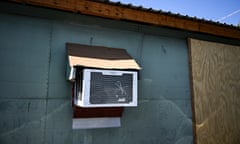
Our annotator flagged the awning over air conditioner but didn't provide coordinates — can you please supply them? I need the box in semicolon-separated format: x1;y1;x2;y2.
66;43;141;70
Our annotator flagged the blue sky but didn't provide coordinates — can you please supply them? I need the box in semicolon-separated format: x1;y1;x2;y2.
111;0;240;26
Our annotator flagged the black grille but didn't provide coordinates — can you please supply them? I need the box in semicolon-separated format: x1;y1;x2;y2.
90;72;133;104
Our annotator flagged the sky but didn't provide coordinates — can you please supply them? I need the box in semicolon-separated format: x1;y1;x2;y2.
110;0;240;26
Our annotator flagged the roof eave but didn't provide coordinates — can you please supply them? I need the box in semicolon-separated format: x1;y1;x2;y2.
9;0;240;40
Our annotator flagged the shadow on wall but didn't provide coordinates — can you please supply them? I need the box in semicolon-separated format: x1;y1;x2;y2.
118;97;193;144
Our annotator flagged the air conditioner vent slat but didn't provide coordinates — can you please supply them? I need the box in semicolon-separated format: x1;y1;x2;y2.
90;72;133;104
75;68;138;107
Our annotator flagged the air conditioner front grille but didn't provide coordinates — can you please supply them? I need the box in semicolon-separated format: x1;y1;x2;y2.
90;72;133;104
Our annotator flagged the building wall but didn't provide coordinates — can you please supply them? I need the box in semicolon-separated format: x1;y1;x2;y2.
0;7;193;144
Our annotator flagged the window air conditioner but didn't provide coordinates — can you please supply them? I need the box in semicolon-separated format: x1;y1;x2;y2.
74;68;138;107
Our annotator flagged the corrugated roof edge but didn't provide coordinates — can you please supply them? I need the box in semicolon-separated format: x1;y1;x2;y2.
7;0;240;40
90;0;239;30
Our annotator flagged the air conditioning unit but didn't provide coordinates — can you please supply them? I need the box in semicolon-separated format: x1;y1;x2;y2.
74;68;138;107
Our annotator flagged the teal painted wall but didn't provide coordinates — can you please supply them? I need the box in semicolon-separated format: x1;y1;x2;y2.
0;7;193;144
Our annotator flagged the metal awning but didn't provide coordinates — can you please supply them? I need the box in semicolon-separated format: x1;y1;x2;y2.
66;43;141;70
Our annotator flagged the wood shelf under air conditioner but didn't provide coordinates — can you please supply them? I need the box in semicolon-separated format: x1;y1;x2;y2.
73;105;124;118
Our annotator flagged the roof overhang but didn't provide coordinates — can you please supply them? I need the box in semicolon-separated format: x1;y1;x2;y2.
8;0;240;40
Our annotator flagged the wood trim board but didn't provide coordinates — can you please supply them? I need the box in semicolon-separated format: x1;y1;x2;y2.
8;0;240;40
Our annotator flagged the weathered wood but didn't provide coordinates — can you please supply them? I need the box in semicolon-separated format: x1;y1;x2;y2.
189;38;240;144
9;0;240;40
73;106;124;118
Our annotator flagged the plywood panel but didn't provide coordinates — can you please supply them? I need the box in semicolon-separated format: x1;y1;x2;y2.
189;38;240;144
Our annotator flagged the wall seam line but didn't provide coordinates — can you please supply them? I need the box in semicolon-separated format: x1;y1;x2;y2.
43;20;53;144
